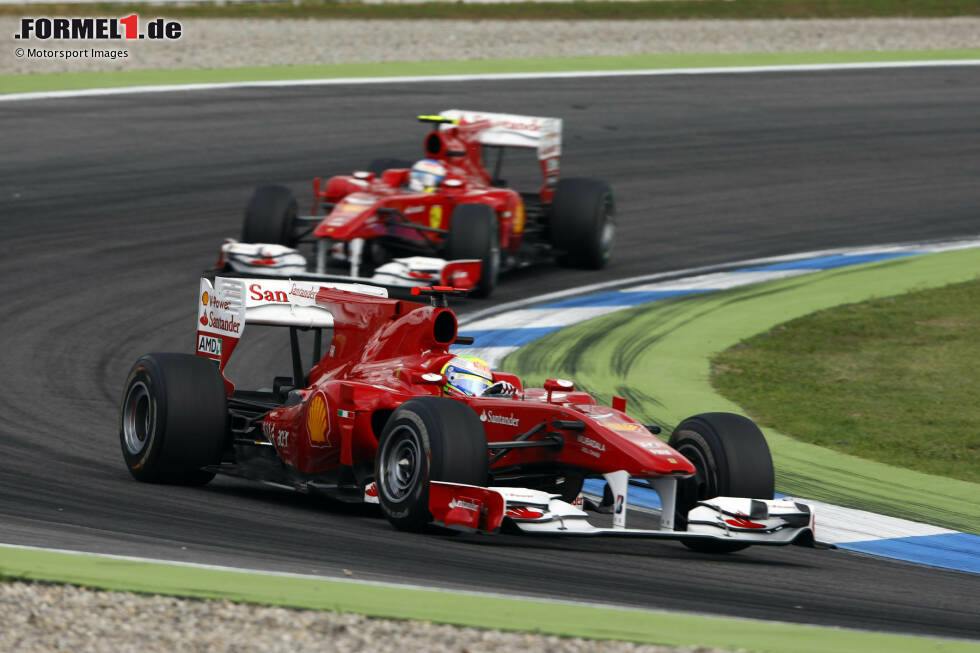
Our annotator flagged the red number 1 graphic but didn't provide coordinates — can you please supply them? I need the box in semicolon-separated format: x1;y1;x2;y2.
120;14;138;40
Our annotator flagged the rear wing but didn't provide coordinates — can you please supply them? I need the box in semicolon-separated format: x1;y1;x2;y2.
438;109;562;161
438;109;562;199
196;276;387;387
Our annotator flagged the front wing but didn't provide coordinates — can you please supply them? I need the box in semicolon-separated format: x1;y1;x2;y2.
429;482;815;547
219;240;481;291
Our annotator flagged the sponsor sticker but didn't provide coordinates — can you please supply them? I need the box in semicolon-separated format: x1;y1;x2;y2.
513;202;525;234
576;434;606;452
479;410;520;428
607;423;640;432
200;311;240;334
429;205;443;229
307;392;331;447
449;498;480;512
196;334;222;357
344;194;375;205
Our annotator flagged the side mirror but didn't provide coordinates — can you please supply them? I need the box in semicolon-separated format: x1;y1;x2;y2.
544;378;574;402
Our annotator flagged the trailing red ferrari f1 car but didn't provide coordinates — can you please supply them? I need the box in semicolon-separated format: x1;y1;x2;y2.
120;277;814;553
219;110;615;298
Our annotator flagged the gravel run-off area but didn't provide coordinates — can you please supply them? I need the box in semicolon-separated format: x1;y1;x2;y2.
2;17;977;74
0;580;734;652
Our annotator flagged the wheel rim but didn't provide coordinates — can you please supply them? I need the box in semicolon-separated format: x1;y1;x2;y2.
676;442;716;501
379;425;423;502
122;381;152;456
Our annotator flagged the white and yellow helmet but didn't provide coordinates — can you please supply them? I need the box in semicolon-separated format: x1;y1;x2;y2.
441;356;493;397
409;158;448;192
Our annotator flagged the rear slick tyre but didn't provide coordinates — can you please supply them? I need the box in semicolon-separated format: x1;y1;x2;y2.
120;353;227;485
551;178;615;270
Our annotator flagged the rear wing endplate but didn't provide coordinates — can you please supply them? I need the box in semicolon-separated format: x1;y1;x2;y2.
195;276;387;376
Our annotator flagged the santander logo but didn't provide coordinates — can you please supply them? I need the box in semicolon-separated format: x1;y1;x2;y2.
480;410;520;427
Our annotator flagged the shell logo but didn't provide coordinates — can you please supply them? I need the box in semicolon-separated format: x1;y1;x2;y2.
513;202;525;234
307;393;330;446
429;205;443;229
201;291;210;306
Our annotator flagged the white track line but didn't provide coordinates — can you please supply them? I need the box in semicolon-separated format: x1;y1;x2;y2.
2;59;978;103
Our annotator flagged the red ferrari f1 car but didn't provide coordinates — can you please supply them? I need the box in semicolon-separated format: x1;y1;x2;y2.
120;277;814;552
218;110;615;298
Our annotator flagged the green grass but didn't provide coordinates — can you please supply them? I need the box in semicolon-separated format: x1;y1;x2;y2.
1;0;978;19
502;247;980;533
0;545;974;653
713;279;980;484
3;50;978;96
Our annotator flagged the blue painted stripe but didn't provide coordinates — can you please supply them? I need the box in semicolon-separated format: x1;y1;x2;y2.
838;533;980;574
456;326;562;348
583;480;786;512
740;252;918;272
582;478;663;510
536;289;709;309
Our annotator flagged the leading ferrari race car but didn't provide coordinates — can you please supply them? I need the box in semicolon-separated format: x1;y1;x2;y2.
119;277;815;552
218;110;615;298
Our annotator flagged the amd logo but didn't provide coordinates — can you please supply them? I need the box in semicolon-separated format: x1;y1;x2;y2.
197;334;222;356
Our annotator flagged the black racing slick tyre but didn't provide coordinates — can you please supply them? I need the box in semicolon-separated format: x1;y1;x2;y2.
375;398;488;532
367;158;413;177
446;203;500;298
120;354;227;485
242;184;298;246
668;412;774;553
550;178;615;270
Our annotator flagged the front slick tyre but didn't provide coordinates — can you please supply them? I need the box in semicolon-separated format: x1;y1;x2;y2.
668;412;774;554
242;184;298;246
375;397;487;532
120;353;227;485
446;203;500;298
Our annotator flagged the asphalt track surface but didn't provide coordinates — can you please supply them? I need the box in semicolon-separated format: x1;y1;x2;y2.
1;68;979;640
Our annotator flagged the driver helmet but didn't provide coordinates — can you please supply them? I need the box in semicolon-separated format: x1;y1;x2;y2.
441;355;493;397
409;158;447;192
